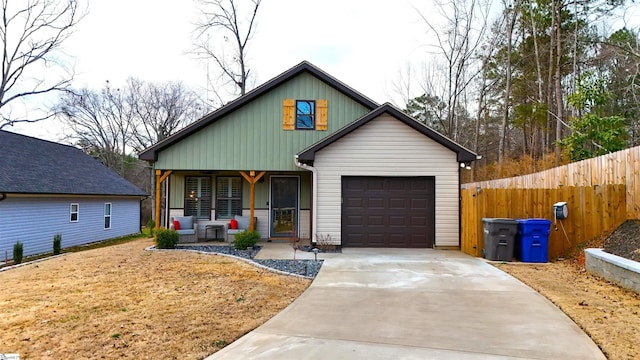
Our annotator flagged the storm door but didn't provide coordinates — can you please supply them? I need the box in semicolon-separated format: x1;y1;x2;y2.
269;176;299;238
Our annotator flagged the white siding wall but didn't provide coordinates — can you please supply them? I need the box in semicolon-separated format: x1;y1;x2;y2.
313;115;461;247
0;196;141;260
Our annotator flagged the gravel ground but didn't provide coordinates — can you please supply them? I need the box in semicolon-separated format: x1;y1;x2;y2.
176;244;323;278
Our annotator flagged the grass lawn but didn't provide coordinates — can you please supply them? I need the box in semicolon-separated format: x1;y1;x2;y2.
0;237;311;359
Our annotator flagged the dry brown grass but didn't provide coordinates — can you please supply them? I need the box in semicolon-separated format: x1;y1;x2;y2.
0;238;310;359
496;261;640;360
463;152;567;183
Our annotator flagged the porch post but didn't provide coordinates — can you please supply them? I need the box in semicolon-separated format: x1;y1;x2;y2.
239;170;266;231
155;169;173;232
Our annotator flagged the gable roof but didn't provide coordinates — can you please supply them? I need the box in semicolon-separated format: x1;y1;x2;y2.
0;131;146;196
297;103;477;163
139;61;379;162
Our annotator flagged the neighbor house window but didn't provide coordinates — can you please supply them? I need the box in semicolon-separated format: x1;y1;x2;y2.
185;177;212;219
216;177;242;220
296;100;315;129
70;203;79;222
104;203;112;229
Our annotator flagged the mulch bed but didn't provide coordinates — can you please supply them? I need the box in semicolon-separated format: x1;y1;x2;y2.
603;219;640;261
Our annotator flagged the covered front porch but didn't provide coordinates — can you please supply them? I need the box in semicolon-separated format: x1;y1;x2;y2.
154;169;313;241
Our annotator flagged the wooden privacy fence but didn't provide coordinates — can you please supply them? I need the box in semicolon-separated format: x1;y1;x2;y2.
462;145;640;219
460;185;627;259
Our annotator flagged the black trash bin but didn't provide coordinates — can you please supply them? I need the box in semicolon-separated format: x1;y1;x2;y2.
482;218;518;261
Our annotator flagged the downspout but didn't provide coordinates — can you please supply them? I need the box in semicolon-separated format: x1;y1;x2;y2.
294;155;317;244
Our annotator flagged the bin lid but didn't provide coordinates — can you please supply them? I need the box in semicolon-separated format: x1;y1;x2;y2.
482;218;518;224
516;218;552;224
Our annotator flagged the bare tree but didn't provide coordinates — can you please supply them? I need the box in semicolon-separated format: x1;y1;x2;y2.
0;0;84;130
192;0;261;98
498;0;521;165
57;81;135;176
415;0;491;142
127;78;207;152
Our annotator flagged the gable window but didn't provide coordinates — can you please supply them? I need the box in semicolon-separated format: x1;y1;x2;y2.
185;177;212;219
283;99;328;130
70;203;79;222
216;177;242;220
296;100;315;129
104;203;112;229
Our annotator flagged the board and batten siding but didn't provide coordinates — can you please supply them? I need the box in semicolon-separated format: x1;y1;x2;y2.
0;196;140;260
154;73;371;171
313;115;461;247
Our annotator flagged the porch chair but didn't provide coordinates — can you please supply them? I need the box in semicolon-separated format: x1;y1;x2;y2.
169;216;198;243
227;215;257;244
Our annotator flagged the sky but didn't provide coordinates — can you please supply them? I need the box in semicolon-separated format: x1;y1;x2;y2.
12;0;434;141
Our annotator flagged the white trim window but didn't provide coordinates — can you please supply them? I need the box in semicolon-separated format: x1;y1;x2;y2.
216;177;242;220
70;203;79;222
104;203;112;229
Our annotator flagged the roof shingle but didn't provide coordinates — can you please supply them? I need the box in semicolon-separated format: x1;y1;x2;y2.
0;131;146;196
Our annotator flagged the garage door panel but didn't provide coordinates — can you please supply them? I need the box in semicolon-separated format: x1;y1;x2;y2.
389;216;407;226
410;216;427;226
389;198;407;209
411;198;428;209
346;198;363;208
346;215;363;225
342;176;435;248
367;198;385;208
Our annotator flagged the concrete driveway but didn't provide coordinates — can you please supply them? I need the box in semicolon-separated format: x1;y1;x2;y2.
207;248;605;359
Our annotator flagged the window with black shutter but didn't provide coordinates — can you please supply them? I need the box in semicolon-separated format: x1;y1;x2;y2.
216;177;242;220
185;177;212;219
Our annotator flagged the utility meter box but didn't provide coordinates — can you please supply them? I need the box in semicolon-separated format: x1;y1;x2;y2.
553;202;568;219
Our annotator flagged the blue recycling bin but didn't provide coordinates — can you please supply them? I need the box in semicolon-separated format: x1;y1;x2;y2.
516;219;551;263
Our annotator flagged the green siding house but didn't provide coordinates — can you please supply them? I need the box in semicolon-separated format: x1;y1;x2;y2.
140;61;476;248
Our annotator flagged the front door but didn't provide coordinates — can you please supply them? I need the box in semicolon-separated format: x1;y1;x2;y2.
270;176;299;238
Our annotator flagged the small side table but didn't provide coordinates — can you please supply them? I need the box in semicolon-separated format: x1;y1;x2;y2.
204;224;225;241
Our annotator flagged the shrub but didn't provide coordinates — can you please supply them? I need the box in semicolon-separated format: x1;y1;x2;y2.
13;241;23;264
53;234;62;255
146;219;156;238
155;228;179;249
233;230;260;250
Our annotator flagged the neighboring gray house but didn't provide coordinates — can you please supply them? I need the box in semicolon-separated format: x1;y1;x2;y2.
140;61;476;248
0;131;146;260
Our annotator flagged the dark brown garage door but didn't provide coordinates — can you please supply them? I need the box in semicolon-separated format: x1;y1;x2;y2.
341;176;435;248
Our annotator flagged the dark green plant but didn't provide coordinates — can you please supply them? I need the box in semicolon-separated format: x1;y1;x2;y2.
13;241;23;264
559;72;628;161
146;219;156;237
155;228;179;249
233;230;260;250
53;234;62;255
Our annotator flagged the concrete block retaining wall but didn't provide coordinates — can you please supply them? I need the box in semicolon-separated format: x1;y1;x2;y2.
584;248;640;294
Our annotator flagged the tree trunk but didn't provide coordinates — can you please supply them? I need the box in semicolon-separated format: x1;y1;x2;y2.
499;0;520;167
554;0;564;165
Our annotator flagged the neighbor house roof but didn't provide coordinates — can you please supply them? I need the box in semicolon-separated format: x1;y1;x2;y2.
139;61;380;162
297;103;478;163
0;131;146;196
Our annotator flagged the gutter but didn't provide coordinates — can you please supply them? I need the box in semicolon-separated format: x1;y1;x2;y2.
0;193;6;201
294;155;317;244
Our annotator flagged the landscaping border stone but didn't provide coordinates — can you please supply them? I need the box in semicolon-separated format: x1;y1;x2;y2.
585;248;640;294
